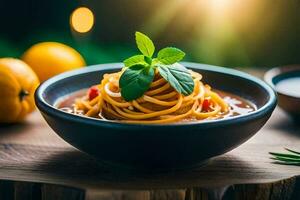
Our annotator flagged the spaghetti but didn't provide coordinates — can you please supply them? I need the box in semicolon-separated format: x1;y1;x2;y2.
66;69;230;124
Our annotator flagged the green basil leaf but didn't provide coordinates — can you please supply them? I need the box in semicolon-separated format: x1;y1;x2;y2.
151;58;160;66
120;64;155;101
123;55;146;67
135;31;155;57
157;47;185;64
144;56;152;65
157;63;194;96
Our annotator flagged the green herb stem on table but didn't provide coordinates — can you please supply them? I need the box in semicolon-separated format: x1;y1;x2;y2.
270;148;300;166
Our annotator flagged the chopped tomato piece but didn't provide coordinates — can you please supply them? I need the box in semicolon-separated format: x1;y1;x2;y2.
88;86;99;101
202;98;211;111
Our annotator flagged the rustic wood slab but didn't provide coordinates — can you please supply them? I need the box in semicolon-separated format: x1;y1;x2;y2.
0;70;299;200
0;108;299;200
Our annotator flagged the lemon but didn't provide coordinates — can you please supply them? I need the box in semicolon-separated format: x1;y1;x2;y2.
0;58;39;123
22;42;86;82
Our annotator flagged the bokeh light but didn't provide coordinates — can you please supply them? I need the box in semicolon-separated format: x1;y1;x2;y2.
1;0;300;66
70;7;94;33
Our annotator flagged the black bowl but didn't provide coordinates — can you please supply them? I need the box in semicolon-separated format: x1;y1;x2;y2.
264;65;300;122
35;62;276;171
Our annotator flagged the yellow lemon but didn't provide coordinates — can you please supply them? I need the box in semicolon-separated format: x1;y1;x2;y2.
22;42;86;82
0;58;39;123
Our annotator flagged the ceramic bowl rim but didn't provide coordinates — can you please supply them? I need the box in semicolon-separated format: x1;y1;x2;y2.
264;65;300;100
35;62;277;128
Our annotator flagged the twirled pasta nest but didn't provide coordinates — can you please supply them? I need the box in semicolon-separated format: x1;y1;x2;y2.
72;69;229;124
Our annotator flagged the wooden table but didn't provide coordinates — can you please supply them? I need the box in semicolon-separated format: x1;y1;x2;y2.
0;70;299;200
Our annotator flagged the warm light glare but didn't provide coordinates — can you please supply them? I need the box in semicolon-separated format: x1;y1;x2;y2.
210;0;231;11
70;7;94;33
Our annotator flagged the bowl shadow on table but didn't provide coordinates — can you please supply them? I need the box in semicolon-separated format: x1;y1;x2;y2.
31;148;277;189
0;121;31;134
270;108;300;137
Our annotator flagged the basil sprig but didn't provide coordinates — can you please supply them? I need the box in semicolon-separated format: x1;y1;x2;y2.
119;31;194;101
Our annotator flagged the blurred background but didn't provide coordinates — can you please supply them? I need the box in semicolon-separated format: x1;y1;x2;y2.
1;0;299;67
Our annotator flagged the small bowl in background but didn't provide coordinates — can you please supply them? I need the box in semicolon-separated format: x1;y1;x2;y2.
265;65;300;122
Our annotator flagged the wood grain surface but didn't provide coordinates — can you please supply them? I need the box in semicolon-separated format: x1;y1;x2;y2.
0;70;299;200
